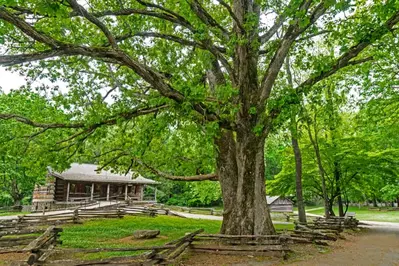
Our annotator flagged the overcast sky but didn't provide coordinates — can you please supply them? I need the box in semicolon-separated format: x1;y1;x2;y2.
0;67;26;93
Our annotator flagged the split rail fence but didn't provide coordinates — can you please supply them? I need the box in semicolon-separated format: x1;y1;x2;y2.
28;229;205;265
1;206;177;227
0;224;62;265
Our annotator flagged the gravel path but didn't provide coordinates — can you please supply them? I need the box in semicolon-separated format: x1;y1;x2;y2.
172;211;292;225
287;228;399;266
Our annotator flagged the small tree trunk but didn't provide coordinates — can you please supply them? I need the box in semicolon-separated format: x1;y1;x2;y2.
306;117;330;219
373;197;378;207
396;197;399;207
328;198;336;217
334;162;344;217
286;57;306;224
291;135;307;224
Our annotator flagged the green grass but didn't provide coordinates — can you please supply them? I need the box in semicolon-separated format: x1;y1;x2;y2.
59;216;293;260
0;211;29;216
307;206;399;223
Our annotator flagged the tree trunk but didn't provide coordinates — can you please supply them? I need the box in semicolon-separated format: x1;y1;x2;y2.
397;197;399;207
216;0;274;235
286;57;306;224
334;162;344;217
10;177;23;207
328;199;336;217
306;117;330;219
216;127;275;235
235;127;274;235
215;130;238;234
291;134;307;224
373;197;378;207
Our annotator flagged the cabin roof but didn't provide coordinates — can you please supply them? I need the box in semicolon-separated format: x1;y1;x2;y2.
266;196;280;204
266;196;293;205
50;163;159;185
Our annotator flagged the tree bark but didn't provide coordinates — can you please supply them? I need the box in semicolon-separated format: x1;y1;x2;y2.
306;117;330;218
373;197;378;208
328;198;336;217
286;57;306;224
215;130;238;234
10;177;23;207
215;128;275;235
291;135;307;223
334;162;344;217
234;126;275;235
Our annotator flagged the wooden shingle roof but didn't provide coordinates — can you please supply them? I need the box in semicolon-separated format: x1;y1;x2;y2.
50;163;158;184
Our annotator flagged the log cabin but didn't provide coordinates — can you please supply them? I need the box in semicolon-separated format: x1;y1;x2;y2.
266;196;293;212
32;163;158;211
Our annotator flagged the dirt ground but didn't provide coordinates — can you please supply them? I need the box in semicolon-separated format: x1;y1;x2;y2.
178;229;399;266
1;229;398;266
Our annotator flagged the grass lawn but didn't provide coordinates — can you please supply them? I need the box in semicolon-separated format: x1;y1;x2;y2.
59;215;293;260
307;206;399;223
0;211;29;216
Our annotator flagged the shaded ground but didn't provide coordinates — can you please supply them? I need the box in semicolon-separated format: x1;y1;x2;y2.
179;228;399;266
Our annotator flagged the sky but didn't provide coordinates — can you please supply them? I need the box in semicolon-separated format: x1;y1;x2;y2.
0;67;26;93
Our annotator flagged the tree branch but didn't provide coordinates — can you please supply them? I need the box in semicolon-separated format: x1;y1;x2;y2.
0;113;84;128
0;104;168;132
0;7;59;48
137;159;218;181
115;31;226;53
260;13;285;44
135;0;194;31
215;0;244;33
66;0;118;48
72;8;195;32
258;1;327;107
59;104;169;144
0;8;232;129
295;11;399;95
296;30;331;42
188;0;230;41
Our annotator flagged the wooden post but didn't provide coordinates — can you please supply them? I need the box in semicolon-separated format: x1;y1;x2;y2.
66;182;70;203
91;183;94;201
73;209;79;224
125;184;128;201
106;184;110;201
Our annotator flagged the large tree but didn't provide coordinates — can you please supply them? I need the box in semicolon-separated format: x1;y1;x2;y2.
1;0;399;235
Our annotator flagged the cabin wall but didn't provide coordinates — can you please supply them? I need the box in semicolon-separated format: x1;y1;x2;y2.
54;178;67;201
267;198;294;212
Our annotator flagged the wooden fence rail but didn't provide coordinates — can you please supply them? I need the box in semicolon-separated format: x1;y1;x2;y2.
190;233;290;258
39;229;204;265
0;207;173;228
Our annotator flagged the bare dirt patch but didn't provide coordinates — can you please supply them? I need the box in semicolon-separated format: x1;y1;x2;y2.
0;252;29;265
286;229;399;266
178;229;399;266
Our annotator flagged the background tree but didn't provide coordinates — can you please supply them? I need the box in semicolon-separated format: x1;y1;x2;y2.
0;90;70;206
